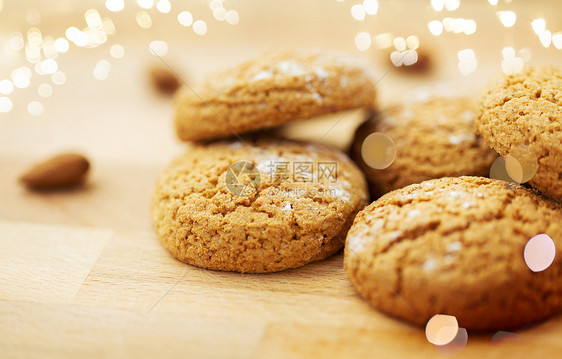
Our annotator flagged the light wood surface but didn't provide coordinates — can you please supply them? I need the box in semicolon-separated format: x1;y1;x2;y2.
1;0;562;358
2;152;562;359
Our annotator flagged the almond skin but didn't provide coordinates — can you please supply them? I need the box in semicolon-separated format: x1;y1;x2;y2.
19;153;90;190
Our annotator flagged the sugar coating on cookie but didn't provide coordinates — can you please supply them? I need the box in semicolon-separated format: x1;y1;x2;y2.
478;66;562;202
350;97;497;199
344;176;562;330
151;138;368;273
175;50;377;141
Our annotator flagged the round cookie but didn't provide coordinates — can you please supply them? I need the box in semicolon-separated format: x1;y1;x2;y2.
350;97;497;199
151;138;368;273
478;66;562;202
344;176;562;330
175;50;376;141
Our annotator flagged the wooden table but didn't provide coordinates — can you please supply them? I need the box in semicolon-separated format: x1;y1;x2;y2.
1;0;561;357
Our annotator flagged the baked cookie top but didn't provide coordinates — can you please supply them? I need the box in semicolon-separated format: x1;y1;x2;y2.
478;66;562;202
151;138;368;273
345;176;562;330
350;97;497;198
174;50;377;141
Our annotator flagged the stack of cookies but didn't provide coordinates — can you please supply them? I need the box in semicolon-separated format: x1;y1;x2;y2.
345;66;562;330
151;50;376;273
151;50;562;331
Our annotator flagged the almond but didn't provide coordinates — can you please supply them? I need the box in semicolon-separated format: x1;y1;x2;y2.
149;65;181;95
19;153;90;190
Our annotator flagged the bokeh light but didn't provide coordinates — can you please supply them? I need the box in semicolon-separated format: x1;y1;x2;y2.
506;144;538;183
361;132;396;170
428;20;444;36
431;0;444;12
110;44;125;59
0;80;14;95
351;4;366;21
491;331;518;344
51;71;66;85
524;233;556;273
225;10;240;25
9;32;24;50
149;40;168;56
355;32;371;51
136;11;152;29
11;67;32;89
38;83;53;98
501;46;524;75
156;0;171;14
363;0;378;15
489;155;520;183
375;33;393;49
425;314;459;346
27;101;44;116
105;0;125;12
539;30;552;48
497;11;516;28
193;20;208;35
137;0;154;10
54;37;70;53
434;327;468;356
0;97;13;113
553;33;562;49
457;49;477;75
93;60;111;80
178;11;194;27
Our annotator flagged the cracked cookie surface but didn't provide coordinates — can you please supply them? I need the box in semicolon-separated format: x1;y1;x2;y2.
350;97;497;199
344;176;562;330
174;50;376;141
478;66;562;202
152;138;368;273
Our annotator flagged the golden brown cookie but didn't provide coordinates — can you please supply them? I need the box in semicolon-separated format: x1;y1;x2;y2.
151;138;368;273
344;176;562;330
350;97;497;199
478;66;562;202
175;50;376;141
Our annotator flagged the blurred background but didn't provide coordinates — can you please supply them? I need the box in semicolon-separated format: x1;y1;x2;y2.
0;0;561;164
